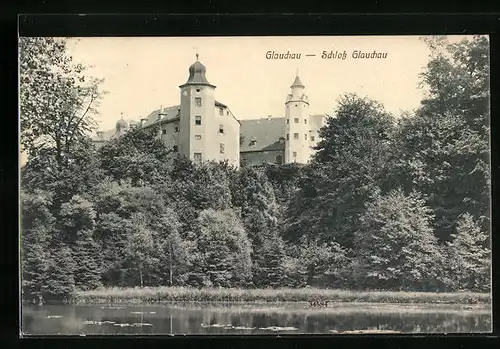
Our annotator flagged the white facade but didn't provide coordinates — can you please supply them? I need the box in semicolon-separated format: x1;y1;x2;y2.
285;75;313;164
93;62;325;168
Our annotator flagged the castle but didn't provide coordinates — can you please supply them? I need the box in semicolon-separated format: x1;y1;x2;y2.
92;55;327;168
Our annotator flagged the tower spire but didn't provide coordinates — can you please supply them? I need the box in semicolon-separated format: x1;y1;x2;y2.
196;53;199;61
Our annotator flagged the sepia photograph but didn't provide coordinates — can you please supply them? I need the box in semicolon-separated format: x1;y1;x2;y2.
19;35;492;335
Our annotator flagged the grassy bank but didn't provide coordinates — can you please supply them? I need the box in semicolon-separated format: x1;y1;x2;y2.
75;287;491;305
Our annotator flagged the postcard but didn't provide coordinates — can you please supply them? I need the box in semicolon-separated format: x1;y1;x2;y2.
19;35;492;335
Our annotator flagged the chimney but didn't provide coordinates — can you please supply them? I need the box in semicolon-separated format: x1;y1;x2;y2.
158;105;166;121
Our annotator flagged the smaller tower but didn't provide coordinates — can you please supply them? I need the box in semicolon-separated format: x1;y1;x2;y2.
284;72;310;164
115;113;129;136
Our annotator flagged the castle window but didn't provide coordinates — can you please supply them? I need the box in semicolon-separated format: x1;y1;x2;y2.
195;115;201;125
174;126;179;132
286;119;289;124
195;97;202;107
195;135;202;140
249;140;257;146
293;133;299;140
196;88;201;93
162;129;167;135
304;119;307;124
173;145;178;152
219;108;224;116
294;118;299;123
286;134;289;140
194;152;202;164
305;134;308;140
293;151;297;158
275;155;283;165
220;143;225;154
219;124;224;134
311;135;315;141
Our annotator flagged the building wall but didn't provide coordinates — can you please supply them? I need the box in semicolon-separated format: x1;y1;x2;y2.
213;106;240;168
285;92;310;164
160;121;180;150
241;150;284;167
179;84;215;162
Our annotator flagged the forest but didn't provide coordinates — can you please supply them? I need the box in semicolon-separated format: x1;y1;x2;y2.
20;36;491;303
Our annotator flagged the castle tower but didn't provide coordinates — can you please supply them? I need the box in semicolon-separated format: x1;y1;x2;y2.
115;113;129;136
284;73;310;164
178;54;217;164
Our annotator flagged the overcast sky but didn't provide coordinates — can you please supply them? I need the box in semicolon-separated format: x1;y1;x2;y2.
65;35;471;133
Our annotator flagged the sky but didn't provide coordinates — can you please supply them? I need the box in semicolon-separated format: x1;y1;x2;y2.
65;35;470;133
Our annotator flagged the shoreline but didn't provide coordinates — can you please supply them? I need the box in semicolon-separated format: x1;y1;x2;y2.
73;287;491;305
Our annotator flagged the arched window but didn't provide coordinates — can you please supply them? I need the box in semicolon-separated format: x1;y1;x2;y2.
275;154;283;165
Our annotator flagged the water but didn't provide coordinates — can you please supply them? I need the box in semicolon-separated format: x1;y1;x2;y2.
21;302;491;335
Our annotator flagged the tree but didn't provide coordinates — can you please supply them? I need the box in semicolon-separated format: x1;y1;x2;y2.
98;127;174;186
194;209;252;287
445;213;490;292
20;37;105;209
124;213;157;287
153;208;191;286
20;190;54;303
354;189;442;291
285;94;396;249
392;36;490;242
44;242;77;302
72;229;102;290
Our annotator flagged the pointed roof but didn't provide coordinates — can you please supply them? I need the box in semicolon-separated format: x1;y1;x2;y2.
291;75;305;88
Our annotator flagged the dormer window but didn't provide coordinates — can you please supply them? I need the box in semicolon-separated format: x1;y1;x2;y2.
219;107;224;116
249;140;257;146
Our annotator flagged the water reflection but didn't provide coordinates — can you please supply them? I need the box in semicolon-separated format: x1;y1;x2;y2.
21;302;492;335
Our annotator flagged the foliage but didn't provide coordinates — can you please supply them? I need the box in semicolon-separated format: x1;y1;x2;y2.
194;209;252;287
20;36;491;299
445;213;490;292
391;35;490;242
20;190;54;302
98;127;173;186
285;93;396;249
354;189;442;291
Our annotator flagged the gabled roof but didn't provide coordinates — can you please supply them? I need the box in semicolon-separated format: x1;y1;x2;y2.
240;117;286;152
93;100;237;141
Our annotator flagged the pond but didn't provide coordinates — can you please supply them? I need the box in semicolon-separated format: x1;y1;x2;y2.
21;302;492;335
